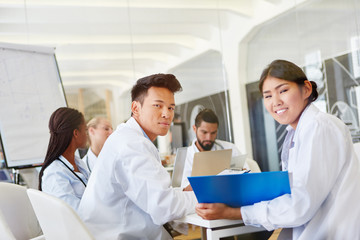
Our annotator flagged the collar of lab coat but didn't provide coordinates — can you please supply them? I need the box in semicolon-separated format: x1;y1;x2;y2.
58;155;74;170
124;117;151;141
58;154;89;177
86;147;96;161
291;103;319;141
84;148;97;171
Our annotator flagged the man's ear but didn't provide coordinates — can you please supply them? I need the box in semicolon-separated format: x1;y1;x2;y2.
131;101;140;117
192;125;197;133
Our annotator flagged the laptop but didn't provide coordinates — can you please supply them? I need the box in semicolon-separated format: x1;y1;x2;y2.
191;149;232;177
171;147;188;187
230;153;247;170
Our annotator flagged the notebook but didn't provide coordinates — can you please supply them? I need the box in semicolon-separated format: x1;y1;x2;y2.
171;147;188;187
191;149;232;177
188;171;291;207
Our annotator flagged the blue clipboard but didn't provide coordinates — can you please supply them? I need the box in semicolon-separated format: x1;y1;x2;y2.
188;171;291;207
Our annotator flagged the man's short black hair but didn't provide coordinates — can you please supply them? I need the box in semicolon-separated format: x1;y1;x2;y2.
194;108;219;128
131;73;182;105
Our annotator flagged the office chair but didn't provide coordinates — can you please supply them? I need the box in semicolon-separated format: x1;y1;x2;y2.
27;189;95;240
0;182;43;240
245;158;261;173
353;142;360;159
0;212;16;240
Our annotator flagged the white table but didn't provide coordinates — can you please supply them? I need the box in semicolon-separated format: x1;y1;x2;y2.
176;213;265;240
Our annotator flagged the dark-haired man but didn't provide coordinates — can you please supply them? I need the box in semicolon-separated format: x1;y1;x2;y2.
181;108;246;187
79;74;197;240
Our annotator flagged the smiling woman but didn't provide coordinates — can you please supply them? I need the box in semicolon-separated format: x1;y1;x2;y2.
259;60;317;129
196;59;360;240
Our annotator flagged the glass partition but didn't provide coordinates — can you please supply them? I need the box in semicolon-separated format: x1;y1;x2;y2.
126;1;231;155
245;0;360;171
0;1;233;161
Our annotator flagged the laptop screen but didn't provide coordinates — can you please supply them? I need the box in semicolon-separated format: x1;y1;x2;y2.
230;154;247;170
171;147;188;187
191;149;232;177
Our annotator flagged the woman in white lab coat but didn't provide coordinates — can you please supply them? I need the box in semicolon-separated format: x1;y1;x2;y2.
38;107;89;211
82;117;113;173
196;60;360;240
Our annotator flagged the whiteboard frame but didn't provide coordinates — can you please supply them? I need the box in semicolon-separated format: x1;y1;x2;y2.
0;42;55;54
0;42;67;169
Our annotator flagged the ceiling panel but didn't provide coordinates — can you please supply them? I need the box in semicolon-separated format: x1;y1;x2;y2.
0;0;289;97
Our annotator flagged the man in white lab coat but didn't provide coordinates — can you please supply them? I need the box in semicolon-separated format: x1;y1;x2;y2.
78;74;197;240
181;108;247;188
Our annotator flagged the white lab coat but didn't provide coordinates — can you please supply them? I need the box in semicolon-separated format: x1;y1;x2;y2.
181;139;243;188
78;117;197;240
241;104;360;240
82;148;97;173
41;155;89;212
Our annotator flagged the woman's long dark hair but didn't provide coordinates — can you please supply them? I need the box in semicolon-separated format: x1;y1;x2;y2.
38;107;84;190
259;59;318;103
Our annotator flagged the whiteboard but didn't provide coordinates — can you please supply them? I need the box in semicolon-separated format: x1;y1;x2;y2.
0;43;67;168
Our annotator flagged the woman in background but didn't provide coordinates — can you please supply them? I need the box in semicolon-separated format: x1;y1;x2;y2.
196;60;360;239
83;117;113;172
38;107;89;211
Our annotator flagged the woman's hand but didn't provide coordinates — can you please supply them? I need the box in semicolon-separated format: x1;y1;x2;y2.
183;184;193;191
196;203;242;220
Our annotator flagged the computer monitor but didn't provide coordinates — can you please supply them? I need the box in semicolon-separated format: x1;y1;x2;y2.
171;147;188;187
170;122;187;152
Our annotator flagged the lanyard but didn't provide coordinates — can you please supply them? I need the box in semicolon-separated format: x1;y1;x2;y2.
56;158;87;187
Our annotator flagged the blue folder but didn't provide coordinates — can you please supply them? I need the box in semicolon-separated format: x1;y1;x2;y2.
188;171;291;208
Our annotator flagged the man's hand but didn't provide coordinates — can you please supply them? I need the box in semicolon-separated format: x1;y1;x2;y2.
196;203;242;220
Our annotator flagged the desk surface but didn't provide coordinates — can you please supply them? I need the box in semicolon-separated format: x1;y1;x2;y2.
176;213;243;229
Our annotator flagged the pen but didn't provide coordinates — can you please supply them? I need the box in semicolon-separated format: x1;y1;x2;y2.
244;170;251;173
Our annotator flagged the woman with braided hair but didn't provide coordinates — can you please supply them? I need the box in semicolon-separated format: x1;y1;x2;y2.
38;107;89;211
